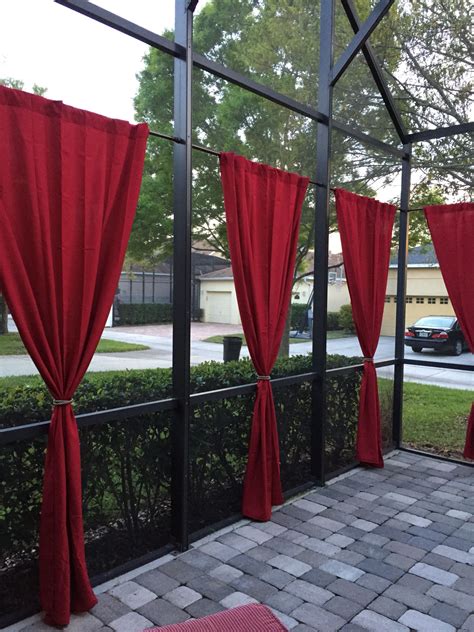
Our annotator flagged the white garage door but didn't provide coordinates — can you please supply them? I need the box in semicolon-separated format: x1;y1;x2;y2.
207;291;232;323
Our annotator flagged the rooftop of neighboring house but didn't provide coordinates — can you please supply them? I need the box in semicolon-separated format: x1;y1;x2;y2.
199;266;234;280
390;244;439;268
123;251;229;275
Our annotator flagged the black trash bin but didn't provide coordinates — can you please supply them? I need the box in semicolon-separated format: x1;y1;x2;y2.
223;335;242;362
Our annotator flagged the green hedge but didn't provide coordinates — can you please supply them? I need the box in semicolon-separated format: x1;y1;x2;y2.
327;312;342;330
290;303;307;330
290;304;342;332
0;353;366;621
339;304;356;333
116;302;172;325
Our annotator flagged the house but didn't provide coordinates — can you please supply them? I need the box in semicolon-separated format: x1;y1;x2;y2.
117;252;229;320
380;245;454;335
200;246;453;334
199;253;349;325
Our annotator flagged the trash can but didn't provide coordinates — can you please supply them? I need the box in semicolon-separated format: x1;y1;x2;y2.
223;335;242;362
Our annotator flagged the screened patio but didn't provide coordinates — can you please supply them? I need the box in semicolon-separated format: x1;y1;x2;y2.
1;0;473;631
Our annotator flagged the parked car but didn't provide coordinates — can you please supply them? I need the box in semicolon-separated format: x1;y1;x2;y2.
405;315;468;355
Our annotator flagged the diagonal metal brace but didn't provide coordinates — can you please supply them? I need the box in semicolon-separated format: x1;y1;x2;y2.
186;0;199;12
330;0;395;86
341;0;406;143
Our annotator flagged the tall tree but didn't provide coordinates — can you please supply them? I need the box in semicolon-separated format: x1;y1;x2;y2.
131;0;471;352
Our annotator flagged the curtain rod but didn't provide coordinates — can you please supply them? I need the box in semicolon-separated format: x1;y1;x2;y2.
148;130;427;210
149;129;324;188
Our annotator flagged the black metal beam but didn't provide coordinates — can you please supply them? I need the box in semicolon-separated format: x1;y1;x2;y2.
341;0;406;143
404;359;474;372
0;398;178;446
405;121;474;144
54;0;183;57
55;0;405;158
392;144;411;448
192;52;327;123
171;0;193;552
330;0;395;86
0;360;397;447
332;119;404;158
400;446;474;468
311;0;335;487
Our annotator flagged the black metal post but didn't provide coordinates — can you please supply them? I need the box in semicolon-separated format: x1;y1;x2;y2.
142;267;146;303
311;0;335;485
392;144;411;447
171;0;193;551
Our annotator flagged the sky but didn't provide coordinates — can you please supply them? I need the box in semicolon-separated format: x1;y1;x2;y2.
0;0;207;122
0;0;404;218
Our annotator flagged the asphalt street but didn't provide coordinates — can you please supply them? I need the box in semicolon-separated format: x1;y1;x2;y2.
1;323;473;389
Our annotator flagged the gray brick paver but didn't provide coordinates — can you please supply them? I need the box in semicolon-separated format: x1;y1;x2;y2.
368;595;406;620
13;454;474;632
398;609;456;632
291;602;346;631
429;601;470;628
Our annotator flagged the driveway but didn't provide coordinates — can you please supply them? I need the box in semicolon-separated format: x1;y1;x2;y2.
1;322;473;389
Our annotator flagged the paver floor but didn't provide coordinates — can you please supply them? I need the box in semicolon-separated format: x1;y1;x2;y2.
9;452;474;632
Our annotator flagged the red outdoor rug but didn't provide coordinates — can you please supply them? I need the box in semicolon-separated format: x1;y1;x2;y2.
145;604;288;631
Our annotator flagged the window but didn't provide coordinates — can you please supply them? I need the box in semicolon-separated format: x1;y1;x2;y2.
416;297;424;304
385;296;390;303
406;297;413;304
428;297;436;304
440;297;449;304
394;296;397;303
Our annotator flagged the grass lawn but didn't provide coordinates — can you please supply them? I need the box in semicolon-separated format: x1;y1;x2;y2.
327;330;351;339
203;330;350;344
0;333;149;356
380;377;472;459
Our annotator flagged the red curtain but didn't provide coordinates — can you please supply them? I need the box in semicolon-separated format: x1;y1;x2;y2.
219;153;309;521
424;202;474;459
0;86;148;625
335;189;396;468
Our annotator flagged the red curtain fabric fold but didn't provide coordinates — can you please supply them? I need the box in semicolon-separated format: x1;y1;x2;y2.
219;152;309;521
424;202;474;459
0;85;148;625
335;189;396;468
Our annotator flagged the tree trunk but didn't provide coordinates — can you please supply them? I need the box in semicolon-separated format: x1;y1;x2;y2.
0;295;8;334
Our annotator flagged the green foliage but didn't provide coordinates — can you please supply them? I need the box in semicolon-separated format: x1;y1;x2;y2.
327;312;342;331
0;295;7;335
116;303;172;325
393;182;447;248
339;304;356;333
290;303;308;330
386;0;473;195
130;0;399;266
0;353;364;618
0;77;47;96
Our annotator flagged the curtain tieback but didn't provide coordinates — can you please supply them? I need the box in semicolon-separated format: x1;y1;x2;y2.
363;357;374;363
53;399;73;406
257;375;271;381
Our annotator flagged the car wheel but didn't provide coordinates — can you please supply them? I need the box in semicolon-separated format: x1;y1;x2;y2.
452;340;463;356
412;346;423;353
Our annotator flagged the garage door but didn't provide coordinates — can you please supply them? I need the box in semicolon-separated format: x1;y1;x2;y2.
207;291;232;323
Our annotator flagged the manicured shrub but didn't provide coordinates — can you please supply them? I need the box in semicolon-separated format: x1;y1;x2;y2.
327;311;341;330
0;353;365;622
290;303;308;330
116;303;172;325
339;303;356;333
